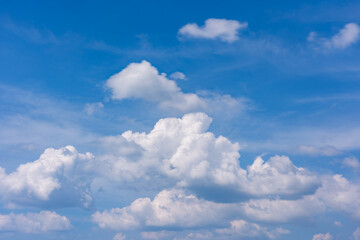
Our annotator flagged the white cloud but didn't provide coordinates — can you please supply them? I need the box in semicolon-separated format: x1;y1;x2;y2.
92;188;231;230
84;102;104;115
170;71;187;80
297;145;341;156
113;233;126;240
0;211;71;233
242;174;360;222
0;146;94;207
216;219;289;239
95;113;319;198
312;232;332;240
354;227;360;240
178;18;248;43
334;221;342;227
308;23;360;50
105;61;243;113
342;156;360;171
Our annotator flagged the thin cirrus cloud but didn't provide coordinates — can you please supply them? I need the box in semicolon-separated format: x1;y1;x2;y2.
0;211;72;233
308;23;360;50
105;60;247;113
178;18;248;43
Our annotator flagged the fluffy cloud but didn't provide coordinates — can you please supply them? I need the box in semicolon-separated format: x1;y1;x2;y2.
96;113;319;198
178;18;248;43
242;174;360;222
0;211;71;233
0;146;94;207
308;23;360;50
92;188;231;230
105;61;244;113
312;233;332;240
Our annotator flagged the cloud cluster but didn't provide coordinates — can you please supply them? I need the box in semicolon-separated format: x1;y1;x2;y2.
2;113;360;238
0;146;94;208
95;113;319;198
308;23;360;50
0;211;71;233
178;18;248;43
105;61;244;113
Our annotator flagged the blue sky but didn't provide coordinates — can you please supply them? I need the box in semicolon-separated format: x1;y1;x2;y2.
1;0;360;239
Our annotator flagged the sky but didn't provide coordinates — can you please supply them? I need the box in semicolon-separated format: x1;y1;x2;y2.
0;0;360;239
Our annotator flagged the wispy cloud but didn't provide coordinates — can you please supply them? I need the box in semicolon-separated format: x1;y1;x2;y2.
308;23;360;50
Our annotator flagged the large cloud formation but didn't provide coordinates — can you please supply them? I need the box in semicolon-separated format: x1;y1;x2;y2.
2;113;360;239
95;113;319;198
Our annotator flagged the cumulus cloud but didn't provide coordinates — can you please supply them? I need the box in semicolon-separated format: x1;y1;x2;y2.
178;18;248;43
0;211;71;233
308;23;360;50
0;146;94;208
312;232;332;240
95;113;319;198
92;188;231;230
242;174;360;222
105;61;244;113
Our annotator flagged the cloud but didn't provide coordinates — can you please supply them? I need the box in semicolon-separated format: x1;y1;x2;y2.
0;211;71;233
105;61;245;113
354;227;360;240
242;174;360;222
297;145;341;156
170;71;187;80
178;18;248;43
0;146;94;208
312;233;332;240
95;113;319;198
308;23;360;50
113;233;126;240
84;102;104;115
342;156;360;171
92;188;231;230
216;220;289;239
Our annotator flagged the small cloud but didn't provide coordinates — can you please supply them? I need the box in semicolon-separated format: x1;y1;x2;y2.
354;227;360;240
312;232;332;240
308;23;360;50
84;102;104;115
170;71;187;80
178;18;248;43
342;156;360;171
113;233;126;240
334;221;342;227
297;145;341;156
